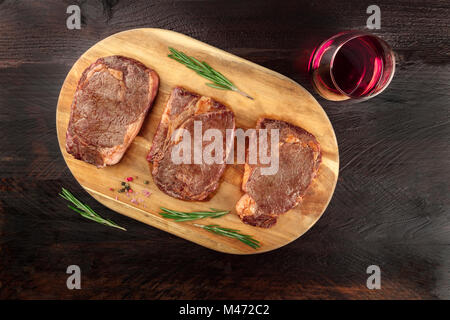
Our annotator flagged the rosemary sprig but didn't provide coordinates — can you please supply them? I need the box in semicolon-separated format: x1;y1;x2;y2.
159;207;229;222
59;188;126;231
194;224;261;249
168;47;254;100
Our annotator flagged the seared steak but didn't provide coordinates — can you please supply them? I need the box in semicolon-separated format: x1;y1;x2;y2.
147;87;235;201
66;56;159;167
236;118;321;228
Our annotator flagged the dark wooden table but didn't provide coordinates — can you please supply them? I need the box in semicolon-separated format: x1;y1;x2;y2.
0;0;448;300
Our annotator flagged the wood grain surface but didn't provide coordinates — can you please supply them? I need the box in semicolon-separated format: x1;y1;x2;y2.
0;0;449;299
56;28;339;254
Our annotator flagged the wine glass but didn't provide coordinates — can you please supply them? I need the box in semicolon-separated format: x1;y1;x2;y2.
308;31;395;101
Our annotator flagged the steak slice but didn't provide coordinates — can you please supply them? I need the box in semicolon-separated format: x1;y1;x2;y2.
147;87;235;201
66;55;159;167
236;118;321;228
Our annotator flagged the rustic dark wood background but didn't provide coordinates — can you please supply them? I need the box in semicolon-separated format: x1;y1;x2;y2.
0;0;448;300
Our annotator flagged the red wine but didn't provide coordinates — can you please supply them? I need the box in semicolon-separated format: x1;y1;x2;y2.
331;36;384;97
309;31;395;101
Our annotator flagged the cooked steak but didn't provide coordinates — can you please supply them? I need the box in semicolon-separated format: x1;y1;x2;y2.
66;55;159;167
147;87;235;201
236;118;321;228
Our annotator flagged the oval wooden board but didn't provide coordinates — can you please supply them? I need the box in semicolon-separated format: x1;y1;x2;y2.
56;28;339;254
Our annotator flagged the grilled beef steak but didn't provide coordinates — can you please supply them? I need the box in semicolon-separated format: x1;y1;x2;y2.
236;118;321;228
66;56;159;167
147;87;235;200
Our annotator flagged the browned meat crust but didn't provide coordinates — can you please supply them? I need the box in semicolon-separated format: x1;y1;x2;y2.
66;55;159;167
147;87;235;201
236;118;321;228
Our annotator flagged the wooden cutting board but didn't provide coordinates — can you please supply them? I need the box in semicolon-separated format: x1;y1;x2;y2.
56;28;339;254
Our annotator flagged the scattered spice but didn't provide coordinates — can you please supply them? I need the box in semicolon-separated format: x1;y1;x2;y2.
119;181;131;192
142;190;151;197
109;188;114;191
115;176;151;205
